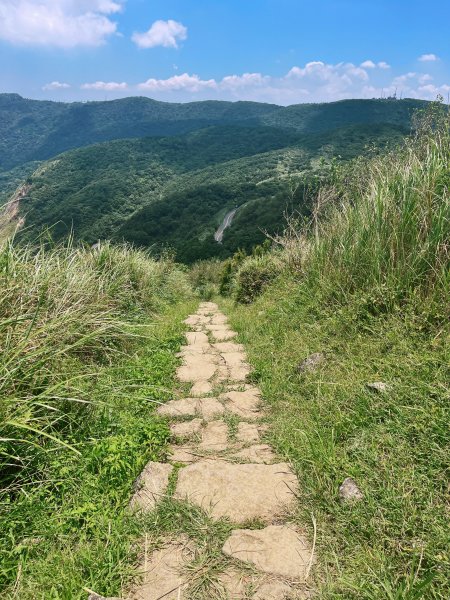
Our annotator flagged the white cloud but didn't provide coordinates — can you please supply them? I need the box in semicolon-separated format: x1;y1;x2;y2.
81;81;128;90
132;19;187;49
418;53;439;62
221;73;270;89
361;60;376;68
42;81;71;90
138;73;216;92
0;0;124;47
377;61;391;69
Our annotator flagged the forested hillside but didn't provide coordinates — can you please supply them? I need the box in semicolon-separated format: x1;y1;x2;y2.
0;94;425;170
0;95;427;261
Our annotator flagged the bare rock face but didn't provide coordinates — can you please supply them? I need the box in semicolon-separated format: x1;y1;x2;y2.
129;462;173;512
129;538;192;600
175;460;298;522
222;525;311;580
297;352;325;373
339;477;363;502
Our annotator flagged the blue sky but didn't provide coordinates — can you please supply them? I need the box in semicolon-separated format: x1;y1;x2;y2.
1;0;449;105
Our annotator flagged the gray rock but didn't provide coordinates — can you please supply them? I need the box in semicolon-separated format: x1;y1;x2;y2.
339;477;363;502
297;352;325;373
366;381;389;393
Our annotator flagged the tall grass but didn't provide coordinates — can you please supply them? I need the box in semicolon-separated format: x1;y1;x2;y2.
0;239;190;489
279;101;449;317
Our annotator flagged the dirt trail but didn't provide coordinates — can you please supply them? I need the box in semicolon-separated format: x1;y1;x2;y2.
93;302;313;600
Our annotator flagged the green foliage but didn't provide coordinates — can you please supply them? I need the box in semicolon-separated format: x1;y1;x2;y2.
234;254;282;303
220;103;450;598
0;233;194;596
2;96;425;262
0;93;425;170
0;238;189;489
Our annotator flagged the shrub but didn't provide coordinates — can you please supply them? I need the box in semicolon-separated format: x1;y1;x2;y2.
0;238;189;487
234;254;282;303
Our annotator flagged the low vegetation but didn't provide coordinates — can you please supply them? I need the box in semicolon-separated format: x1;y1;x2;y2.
0;239;194;597
218;102;449;598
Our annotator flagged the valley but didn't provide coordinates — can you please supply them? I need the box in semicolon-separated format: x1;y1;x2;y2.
0;95;423;260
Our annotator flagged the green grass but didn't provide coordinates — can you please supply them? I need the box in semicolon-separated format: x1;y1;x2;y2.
221;281;448;599
0;299;197;599
216;103;449;599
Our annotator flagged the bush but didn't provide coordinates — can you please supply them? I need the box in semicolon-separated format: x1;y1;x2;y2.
234;254;282;303
0;238;190;488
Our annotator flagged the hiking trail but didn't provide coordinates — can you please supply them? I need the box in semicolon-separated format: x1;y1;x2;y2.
94;302;314;600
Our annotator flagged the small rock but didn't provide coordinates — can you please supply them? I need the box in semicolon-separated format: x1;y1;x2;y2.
339;477;363;502
296;352;325;373
366;381;389;393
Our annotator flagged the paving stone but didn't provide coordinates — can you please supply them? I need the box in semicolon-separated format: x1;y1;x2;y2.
185;331;209;345
129;538;192;600
170;418;203;438
217;568;248;599
213;342;245;353
234;444;277;464
199;420;229;452
190;380;214;396
169;445;199;464
158;397;224;420
221;351;250;381
175;461;298;523
177;353;217;384
211;313;228;324
221;388;262;419
253;581;295;599
222;525;311;581
236;422;260;444
129;462;173;512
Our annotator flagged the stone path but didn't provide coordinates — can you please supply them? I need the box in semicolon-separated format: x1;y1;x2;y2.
96;303;313;600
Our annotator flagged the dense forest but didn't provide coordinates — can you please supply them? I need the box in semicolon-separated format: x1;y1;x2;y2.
0;94;427;261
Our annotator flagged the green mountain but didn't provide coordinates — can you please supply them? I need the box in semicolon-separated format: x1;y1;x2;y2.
0;94;427;261
0;94;425;170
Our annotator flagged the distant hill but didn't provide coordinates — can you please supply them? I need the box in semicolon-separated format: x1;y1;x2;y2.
15;118;411;261
0;94;426;170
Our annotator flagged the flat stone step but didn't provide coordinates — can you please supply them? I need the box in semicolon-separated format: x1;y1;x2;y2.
222;525;311;581
129;538;192;600
233;444;277;464
175;460;298;523
199;420;229;451
157;397;225;420
236;422;261;444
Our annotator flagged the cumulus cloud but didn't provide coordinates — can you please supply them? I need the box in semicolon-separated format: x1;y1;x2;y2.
0;0;123;47
138;73;216;92
377;61;391;69
81;81;127;90
42;81;71;90
221;73;271;89
418;53;439;62
361;60;376;68
132;19;187;49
